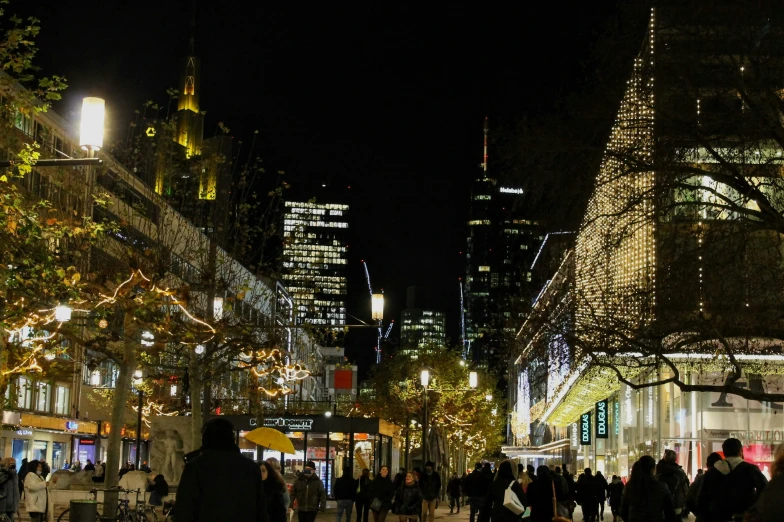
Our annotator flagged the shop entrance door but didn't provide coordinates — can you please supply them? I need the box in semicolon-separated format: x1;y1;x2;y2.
312;460;332;497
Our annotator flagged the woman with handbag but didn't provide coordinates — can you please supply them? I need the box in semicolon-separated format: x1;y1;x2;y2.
478;460;527;522
395;472;424;522
369;465;395;522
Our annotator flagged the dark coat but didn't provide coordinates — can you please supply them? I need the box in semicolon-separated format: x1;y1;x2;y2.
0;466;20;514
263;482;288;522
464;469;491;498
369;476;395;511
395;483;424;516
447;478;462;498
147;475;169;497
334;475;357;501
577;475;598;506
656;460;689;510
478;478;527;522
291;473;326;512
526;477;555;522
175;447;268;522
419;471;442;501
357;475;373;502
620;478;677;522
594;474;609;501
752;472;784;522
608;479;624;508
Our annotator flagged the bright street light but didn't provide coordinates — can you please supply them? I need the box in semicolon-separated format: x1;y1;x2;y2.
485;393;493;402
469;371;478;389
79;97;105;152
195;344;206;355
55;305;72;322
133;369;143;385
420;369;430;387
371;293;384;321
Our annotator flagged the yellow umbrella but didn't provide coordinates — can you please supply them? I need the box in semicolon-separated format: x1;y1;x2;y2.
245;427;296;454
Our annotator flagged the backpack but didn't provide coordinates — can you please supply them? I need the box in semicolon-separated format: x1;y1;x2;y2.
713;461;762;520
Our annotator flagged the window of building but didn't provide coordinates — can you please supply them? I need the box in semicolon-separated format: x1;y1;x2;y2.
54;385;70;416
478;266;491;272
35;382;51;413
16;377;32;410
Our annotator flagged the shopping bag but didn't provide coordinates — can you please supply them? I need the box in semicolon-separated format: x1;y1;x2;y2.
503;480;526;515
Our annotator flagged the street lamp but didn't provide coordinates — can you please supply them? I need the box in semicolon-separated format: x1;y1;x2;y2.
195;344;206;355
371;294;384;321
132;368;144;469
485;393;493;402
469;371;478;389
420;369;430;465
55;304;72;322
79;97;105;154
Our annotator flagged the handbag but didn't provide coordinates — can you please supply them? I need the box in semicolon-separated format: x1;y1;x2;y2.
370;497;383;511
551;481;570;522
503;480;526;515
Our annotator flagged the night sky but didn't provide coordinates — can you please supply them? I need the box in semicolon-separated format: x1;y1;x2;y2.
23;0;625;374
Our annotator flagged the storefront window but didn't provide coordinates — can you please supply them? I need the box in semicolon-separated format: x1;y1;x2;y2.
306;433;334;496
35;382;51;413
281;432;306;476
330;432;350;478
52;442;66;470
353;433;374;475
76;439;96;467
54;385;70;416
33;440;48;461
12;439;28;463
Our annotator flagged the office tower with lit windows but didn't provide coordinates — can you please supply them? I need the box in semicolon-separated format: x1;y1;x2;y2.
400;286;447;351
464;118;542;367
282;200;349;326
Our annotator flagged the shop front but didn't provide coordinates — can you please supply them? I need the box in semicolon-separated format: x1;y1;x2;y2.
558;373;784;481
0;412;99;470
224;414;401;498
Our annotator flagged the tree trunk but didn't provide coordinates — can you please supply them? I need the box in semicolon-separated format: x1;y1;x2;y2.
188;349;202;446
103;309;138;516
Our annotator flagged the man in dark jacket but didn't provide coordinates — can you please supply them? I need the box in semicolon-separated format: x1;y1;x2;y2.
656;449;689;516
419;461;442;522
447;473;462;513
578;469;599;522
176;418;268;522
290;460;326;522
463;463;490;522
356;468;372;522
698;438;768;522
334;467;357;522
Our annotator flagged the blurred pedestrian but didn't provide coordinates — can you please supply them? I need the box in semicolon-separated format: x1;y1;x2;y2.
23;460;48;522
0;457;20;522
477;460;526;522
620;455;676;522
394;472;423;522
261;461;287;522
369;465;394;522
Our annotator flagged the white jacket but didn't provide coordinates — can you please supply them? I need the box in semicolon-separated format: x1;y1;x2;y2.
24;472;48;514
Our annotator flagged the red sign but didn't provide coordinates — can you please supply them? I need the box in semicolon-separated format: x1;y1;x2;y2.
334;370;353;390
79;439;95;445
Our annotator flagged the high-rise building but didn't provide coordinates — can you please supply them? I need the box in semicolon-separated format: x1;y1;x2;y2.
282;200;349;326
464;118;542;367
400;286;446;350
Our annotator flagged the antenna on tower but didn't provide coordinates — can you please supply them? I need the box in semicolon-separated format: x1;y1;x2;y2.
482;116;489;175
188;0;197;55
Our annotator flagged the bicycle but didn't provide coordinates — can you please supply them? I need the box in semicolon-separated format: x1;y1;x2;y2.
56;486;153;522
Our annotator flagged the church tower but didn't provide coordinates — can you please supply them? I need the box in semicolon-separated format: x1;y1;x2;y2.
175;18;204;161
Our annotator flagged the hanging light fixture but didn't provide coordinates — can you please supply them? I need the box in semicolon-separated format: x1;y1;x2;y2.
195;344;205;355
79;97;105;152
55;305;72;322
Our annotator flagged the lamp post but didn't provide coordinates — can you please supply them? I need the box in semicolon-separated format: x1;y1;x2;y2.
371;293;384;364
133;368;143;469
420;369;430;465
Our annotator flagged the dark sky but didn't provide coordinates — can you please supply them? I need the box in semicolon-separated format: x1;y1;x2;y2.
23;0;621;374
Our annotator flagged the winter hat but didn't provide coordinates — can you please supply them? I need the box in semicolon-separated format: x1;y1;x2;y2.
305;460;316;469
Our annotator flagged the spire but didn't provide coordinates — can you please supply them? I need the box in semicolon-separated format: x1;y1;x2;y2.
482;116;489;175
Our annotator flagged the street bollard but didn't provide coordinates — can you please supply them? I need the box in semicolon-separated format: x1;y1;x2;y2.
69;499;98;522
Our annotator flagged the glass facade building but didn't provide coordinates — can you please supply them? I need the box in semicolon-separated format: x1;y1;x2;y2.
282;201;349;326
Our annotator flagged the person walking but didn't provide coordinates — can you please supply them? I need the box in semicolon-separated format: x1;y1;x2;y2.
477;460;526;522
620;455;677;522
17;459;28;497
23;460;48;522
518;463;533;493
419;462;441;522
463;463;489;522
266;458;290;509
698;438;768;522
656;449;689;517
594;470;609;520
335;467;357;522
261;461;288;522
578;469;599;522
175;417;268;522
525;465;556;522
447;473;461;513
356;468;372;522
369;465;395;522
607;475;624;522
395;472;424;522
0;457;20;521
290;460;326;522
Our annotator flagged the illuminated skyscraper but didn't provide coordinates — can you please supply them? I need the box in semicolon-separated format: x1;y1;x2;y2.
400;286;446;351
464;118;542;366
282;201;349;326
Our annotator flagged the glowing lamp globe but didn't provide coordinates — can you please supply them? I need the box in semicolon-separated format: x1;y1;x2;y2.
55;305;72;322
79;97;105;151
371;293;384;321
469;371;478;389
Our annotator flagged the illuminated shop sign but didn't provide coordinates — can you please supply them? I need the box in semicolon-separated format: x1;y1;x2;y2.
570;422;579;449
614;401;620;435
595;400;608;439
580;412;591;445
16;429;32;436
66;421;79;431
499;187;524;195
263;418;314;431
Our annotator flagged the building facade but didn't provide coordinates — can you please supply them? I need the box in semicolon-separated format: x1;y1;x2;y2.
282;200;349;326
400;286;446;351
507;6;784;480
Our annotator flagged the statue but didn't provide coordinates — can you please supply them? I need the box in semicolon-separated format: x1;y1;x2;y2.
162;429;182;481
